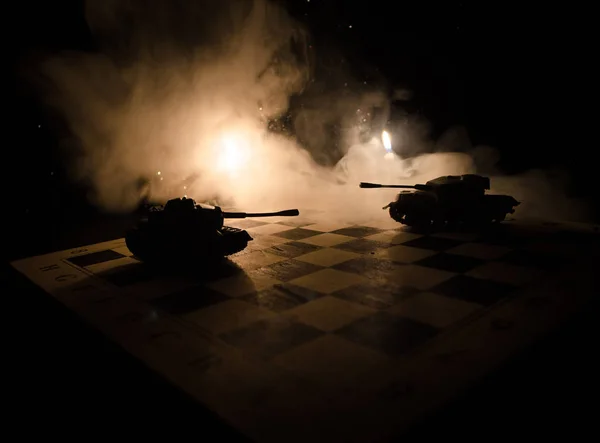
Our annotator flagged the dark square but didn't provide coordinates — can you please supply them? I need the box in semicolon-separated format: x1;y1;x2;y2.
98;262;155;287
274;282;324;302
218;316;324;359
266;241;322;259
416;253;486;273
151;286;229;315
241;283;320;312
226;219;268;229
499;249;569;270
335;311;439;357
331;226;384;238
252;259;323;282
272;228;322;241
401;236;463;251
477;226;532;248
332;281;418;310
333;238;391;254
68;249;126;267
431;275;516;306
333;256;406;281
277;218;317;228
553;230;600;246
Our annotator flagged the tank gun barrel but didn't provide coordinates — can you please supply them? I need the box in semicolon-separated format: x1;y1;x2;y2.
360;182;430;191
222;209;300;219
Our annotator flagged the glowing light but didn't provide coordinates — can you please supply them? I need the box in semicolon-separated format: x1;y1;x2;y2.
157;171;161;175
382;130;392;152
217;133;251;173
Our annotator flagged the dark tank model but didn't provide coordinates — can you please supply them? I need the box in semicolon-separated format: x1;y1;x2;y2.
125;197;299;263
360;174;520;228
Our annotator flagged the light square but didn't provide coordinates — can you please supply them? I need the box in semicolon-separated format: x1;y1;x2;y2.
286;296;375;331
298;233;355;247
365;231;423;244
230;250;286;270
246;223;296;236
295;248;360;267
184;299;274;335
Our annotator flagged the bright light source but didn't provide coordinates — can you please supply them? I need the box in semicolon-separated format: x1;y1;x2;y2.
217;133;251;173
382;130;392;152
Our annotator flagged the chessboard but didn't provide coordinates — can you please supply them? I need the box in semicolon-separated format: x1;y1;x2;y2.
10;211;600;443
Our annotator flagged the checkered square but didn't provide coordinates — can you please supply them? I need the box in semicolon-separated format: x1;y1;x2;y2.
151;286;230;315
401;236;464;251
364;230;423;245
288;268;367;294
430;274;516;306
330;226;384;238
415;252;486;273
298;233;355;247
276;217;320;228
250;259;324;282
285;295;376;332
334;311;440;357
272;335;389;388
332;280;419;310
388;291;481;328
333;238;392;254
240;283;324;313
295;248;360;267
229;250;286;270
272;227;324;240
499;249;570;270
332;256;407;281
265;241;323;259
218;315;325;360
185;299;275;335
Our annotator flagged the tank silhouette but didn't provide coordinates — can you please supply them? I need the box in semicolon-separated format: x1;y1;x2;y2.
125;197;299;263
360;174;520;228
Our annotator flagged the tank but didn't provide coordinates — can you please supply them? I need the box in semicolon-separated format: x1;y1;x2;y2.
125;197;300;263
360;174;520;228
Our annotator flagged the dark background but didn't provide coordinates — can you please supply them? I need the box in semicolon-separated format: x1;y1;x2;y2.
7;1;598;224
6;0;598;438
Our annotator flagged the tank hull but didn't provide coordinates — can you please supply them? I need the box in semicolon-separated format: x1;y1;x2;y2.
387;191;520;228
125;223;252;263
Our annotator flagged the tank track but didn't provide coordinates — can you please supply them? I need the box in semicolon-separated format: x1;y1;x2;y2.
219;225;253;256
388;204;512;228
124;224;253;263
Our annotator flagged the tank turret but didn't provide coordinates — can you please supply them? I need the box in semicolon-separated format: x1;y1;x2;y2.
360;174;519;228
126;197;299;263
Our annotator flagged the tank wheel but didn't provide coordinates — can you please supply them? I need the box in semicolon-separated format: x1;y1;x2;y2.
492;213;506;223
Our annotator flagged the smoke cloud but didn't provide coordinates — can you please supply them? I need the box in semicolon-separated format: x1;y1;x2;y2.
31;0;591;224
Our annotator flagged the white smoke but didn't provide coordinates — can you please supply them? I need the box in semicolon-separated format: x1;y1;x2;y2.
30;0;591;223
